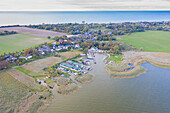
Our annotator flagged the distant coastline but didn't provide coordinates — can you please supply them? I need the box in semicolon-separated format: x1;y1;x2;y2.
0;11;170;26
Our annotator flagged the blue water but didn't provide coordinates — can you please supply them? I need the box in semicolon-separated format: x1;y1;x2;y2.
0;11;170;26
44;54;170;113
126;63;135;71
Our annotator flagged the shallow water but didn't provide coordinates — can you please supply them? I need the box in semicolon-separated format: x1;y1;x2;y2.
43;53;170;113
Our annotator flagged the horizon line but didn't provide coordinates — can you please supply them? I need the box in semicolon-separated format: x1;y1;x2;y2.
0;9;170;12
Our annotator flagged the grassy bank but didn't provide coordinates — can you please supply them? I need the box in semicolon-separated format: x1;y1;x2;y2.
105;58;147;78
106;55;123;64
15;67;42;77
56;77;71;85
144;58;170;69
76;74;94;83
119;31;170;53
57;84;80;95
0;71;31;112
108;66;146;78
27;100;44;113
106;63;130;72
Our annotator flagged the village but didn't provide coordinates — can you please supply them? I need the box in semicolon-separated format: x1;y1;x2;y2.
0;21;169;95
1;30;112;71
28;21;170;39
0;38;82;70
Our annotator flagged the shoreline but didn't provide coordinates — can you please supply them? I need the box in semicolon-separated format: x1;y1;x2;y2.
104;51;170;78
57;84;81;95
144;58;170;69
106;65;146;79
37;93;54;113
75;74;94;83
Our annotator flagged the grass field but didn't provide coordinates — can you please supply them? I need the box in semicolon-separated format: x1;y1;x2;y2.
60;51;83;59
7;69;43;91
0;71;30;112
0;27;66;38
22;56;63;73
107;55;123;64
0;33;51;55
119;31;170;53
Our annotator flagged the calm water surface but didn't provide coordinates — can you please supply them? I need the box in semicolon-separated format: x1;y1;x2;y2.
43;53;170;113
0;11;170;26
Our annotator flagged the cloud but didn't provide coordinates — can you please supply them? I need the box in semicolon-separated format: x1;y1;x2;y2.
0;0;169;11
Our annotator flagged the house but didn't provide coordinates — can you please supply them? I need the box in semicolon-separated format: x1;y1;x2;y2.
25;55;32;60
41;52;45;55
19;56;25;59
59;39;64;43
51;49;54;52
11;57;17;60
80;54;86;57
19;55;32;60
75;44;80;48
66;34;80;38
108;31;112;34
58;45;64;48
71;41;75;44
88;47;98;52
5;55;10;59
56;48;62;51
52;41;57;45
64;40;67;42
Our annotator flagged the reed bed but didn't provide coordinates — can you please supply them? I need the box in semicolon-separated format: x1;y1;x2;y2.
57;83;80;95
110;66;146;78
0;71;30;113
106;63;130;72
56;77;71;85
76;74;94;83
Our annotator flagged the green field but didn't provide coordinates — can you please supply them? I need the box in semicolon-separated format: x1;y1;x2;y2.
0;34;51;55
107;55;123;64
119;31;170;53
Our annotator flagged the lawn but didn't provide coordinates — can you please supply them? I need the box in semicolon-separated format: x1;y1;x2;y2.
107;55;123;64
119;31;170;53
0;33;51;55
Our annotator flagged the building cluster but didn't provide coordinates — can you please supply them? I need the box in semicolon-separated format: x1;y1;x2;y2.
57;59;92;77
52;40;80;51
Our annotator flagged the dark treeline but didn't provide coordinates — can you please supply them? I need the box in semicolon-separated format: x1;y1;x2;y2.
0;30;17;35
26;21;170;36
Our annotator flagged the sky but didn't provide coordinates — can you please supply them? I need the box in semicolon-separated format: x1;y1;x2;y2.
0;0;170;11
